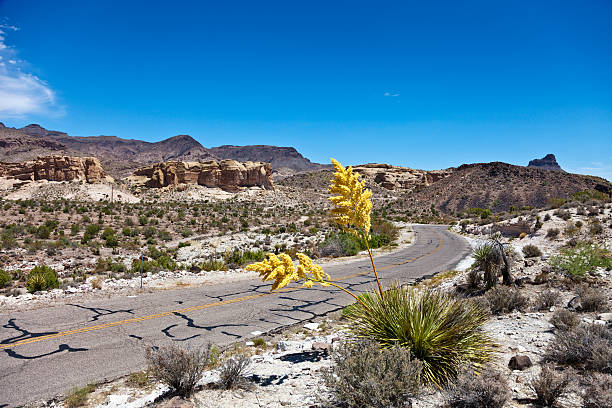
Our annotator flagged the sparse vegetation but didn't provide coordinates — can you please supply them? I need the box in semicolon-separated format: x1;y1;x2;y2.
484;285;528;314
325;339;422;408
530;365;572;408
523;244;542;258
217;354;252;390
145;343;212;397
446;365;510;408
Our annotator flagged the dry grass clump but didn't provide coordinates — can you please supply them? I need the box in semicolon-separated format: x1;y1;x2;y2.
549;309;581;332
535;288;560;310
523;244;542;258
577;286;608;312
545;323;612;373
145;343;212;397
530;365;572;408
484;286;528;315
546;228;560;239
325;339;422;408
217;354;252;390
445;365;510;408
582;373;612;408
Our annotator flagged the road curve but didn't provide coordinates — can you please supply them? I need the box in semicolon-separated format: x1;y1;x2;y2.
0;224;469;407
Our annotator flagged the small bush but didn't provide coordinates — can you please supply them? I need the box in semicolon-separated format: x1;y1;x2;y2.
252;338;266;348
578;286;608;312
446;365;510;408
484;286;528;315
318;232;361;257
589;222;603;235
545;323;612;373
530;365;572;408
145;343;212;397
217;355;252;390
523;244;543;258
345;286;494;386
536;288;559;310
582;373;612;408
0;269;12;288
64;384;95;408
546;228;560;239
466;269;482;290
550;309;580;332
325;339;422;408
126;371;150;388
26;265;60;293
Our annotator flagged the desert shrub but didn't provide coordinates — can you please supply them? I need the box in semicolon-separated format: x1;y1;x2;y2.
472;243;504;289
550;243;612;278
544;213;551;221
318;232;362;257
550;309;580;332
26;265;60;293
577;286;608;312
484;286;528;314
469;208;491;220
546;228;560;239
589;221;603;235
223;249;265;267
545;323;612;373
217;354;252;390
523;244;542;258
535;288;559;310
325;339;422;408
199;258;227;272
0;269;12;288
345;286;494;386
145;343;212;397
530;365;572;408
582;373;612;408
466;269;482;290
64;384;96;408
446;365;510;408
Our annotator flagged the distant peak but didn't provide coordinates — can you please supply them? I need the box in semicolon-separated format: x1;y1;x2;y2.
528;154;564;172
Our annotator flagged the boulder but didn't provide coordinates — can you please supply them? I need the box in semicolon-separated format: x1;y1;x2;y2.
508;355;533;371
353;163;453;191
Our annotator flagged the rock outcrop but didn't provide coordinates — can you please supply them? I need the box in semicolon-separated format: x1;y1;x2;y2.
0;156;112;183
352;163;454;191
528;154;564;172
129;160;274;191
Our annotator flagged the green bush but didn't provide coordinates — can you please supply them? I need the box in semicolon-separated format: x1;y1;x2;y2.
0;269;12;288
345;286;494;386
550;243;612;278
325;339;422;408
224;249;265;267
26;265;60;293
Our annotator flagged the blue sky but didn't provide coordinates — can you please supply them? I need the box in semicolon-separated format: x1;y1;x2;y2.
0;1;610;179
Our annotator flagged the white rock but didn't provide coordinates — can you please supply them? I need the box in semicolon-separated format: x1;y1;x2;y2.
245;341;255;346
251;330;264;336
303;323;319;331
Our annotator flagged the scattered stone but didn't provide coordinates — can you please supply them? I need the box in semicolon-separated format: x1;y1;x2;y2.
160;396;195;408
597;312;612;322
250;330;264;336
508;355;533;371
303;323;319;331
311;342;331;353
245;341;255;347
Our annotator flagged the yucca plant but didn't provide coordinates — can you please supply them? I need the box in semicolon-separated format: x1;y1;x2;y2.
344;285;495;387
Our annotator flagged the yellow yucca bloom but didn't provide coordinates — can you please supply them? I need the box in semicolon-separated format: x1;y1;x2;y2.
246;252;330;292
329;158;372;238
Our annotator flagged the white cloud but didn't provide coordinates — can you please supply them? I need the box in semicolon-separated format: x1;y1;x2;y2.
0;24;62;117
383;91;400;97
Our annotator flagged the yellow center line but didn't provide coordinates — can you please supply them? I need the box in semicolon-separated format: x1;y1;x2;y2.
1;230;444;350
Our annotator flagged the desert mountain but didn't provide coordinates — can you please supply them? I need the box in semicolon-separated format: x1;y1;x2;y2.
400;161;611;214
0;124;326;178
209;145;328;177
528;153;564;172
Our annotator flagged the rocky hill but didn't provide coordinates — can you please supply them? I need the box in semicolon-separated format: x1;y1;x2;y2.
0;123;327;178
0;156;111;183
401;161;611;214
128;160;273;192
528;154;564;171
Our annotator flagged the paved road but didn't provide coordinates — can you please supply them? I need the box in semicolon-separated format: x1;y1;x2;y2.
0;225;469;407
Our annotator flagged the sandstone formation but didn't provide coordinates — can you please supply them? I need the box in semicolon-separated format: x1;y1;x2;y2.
129;160;274;191
352;163;454;191
0;156;112;183
528;154;564;172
